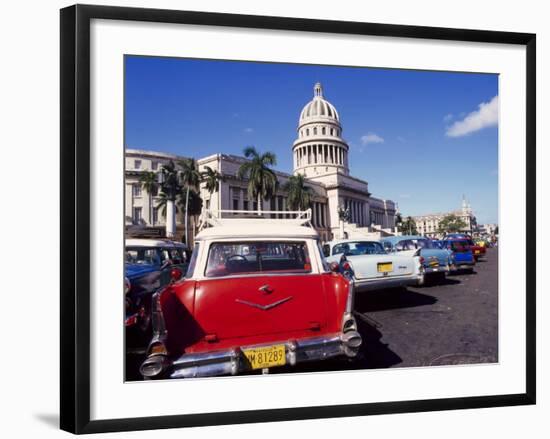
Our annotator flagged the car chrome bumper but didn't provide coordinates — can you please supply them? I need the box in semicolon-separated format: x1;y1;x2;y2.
353;275;420;292
142;331;361;379
450;262;475;271
424;265;450;275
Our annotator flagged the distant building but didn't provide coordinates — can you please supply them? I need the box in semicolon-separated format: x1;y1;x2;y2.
412;197;477;238
478;223;498;236
125;83;398;243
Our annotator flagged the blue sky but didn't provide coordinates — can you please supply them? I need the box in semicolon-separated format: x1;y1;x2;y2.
125;56;499;224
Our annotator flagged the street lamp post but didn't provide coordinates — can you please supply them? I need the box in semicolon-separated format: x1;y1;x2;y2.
157;169;177;239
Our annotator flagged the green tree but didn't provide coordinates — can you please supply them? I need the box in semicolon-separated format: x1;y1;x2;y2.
139;171;158;225
398;216;417;235
201;165;225;205
177;158;202;245
237;146;279;214
283;173;313;211
438;214;467;234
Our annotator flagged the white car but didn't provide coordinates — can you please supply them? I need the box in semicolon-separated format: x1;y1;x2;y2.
322;240;422;292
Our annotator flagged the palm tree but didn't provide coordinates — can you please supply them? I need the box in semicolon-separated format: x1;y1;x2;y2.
177;158;201;245
237;146;278;214
139;171;158;225
202;165;224;194
176;188;203;238
283;174;312;211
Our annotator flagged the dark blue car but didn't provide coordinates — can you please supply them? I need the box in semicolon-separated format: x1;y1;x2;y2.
125;239;189;335
440;238;476;273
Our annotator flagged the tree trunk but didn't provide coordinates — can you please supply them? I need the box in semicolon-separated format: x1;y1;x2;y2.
184;186;190;245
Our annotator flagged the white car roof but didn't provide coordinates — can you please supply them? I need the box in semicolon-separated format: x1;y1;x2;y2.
195;221;319;241
195;209;319;241
125;239;188;248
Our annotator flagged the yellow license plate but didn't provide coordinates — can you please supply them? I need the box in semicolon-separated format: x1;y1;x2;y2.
377;262;393;273
243;345;286;370
429;261;439;267
475;250;480;254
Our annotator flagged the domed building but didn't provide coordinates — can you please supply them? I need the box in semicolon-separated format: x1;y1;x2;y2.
125;83;397;243
293;83;349;177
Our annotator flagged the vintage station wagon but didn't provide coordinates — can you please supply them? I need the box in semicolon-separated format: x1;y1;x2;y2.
140;210;362;379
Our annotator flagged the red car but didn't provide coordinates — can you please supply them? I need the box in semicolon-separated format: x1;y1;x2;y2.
140;210;362;379
466;238;486;260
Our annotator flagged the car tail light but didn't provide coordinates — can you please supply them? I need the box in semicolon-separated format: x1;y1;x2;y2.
329;261;340;272
419;257;425;264
170;267;183;283
342;261;352;271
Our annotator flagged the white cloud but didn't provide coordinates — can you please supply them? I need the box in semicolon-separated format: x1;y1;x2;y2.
360;132;384;145
243;127;254;133
446;96;499;137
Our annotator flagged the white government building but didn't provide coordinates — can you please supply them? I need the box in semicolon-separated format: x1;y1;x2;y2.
125;83;397;243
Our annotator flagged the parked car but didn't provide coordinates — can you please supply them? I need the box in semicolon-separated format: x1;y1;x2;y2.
465;238;486;260
322;240;422;291
380;235;452;285
440;238;476;272
139;210;362;379
125;239;189;335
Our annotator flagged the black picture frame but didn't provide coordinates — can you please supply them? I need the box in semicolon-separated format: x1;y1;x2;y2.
60;4;536;434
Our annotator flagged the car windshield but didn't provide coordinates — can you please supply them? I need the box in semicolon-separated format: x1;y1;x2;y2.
332;241;386;256
125;247;160;266
205;241;311;278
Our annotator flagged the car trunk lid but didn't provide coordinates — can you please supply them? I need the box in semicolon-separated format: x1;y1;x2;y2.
193;274;328;340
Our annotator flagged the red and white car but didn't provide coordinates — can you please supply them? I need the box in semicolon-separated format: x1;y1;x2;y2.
140;209;362;379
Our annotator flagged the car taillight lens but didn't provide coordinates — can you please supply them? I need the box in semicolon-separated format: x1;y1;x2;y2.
342;261;351;271
170;267;183;282
419;257;425;264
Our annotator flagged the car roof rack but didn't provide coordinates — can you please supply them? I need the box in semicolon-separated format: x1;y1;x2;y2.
198;208;312;230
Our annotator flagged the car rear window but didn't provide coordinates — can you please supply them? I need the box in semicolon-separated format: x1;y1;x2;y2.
450;240;470;252
205;241;311;278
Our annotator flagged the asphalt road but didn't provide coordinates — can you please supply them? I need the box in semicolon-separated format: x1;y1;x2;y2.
126;247;498;380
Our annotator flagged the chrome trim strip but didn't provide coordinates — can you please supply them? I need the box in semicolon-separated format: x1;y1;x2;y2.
235;296;293;311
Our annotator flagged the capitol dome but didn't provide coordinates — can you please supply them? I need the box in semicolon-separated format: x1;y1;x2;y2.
293;83;349;178
299;83;340;122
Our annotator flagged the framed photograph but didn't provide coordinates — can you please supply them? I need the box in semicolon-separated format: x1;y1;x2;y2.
60;4;536;434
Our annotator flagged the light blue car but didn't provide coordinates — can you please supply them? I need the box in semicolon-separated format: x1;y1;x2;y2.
379;235;453;285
